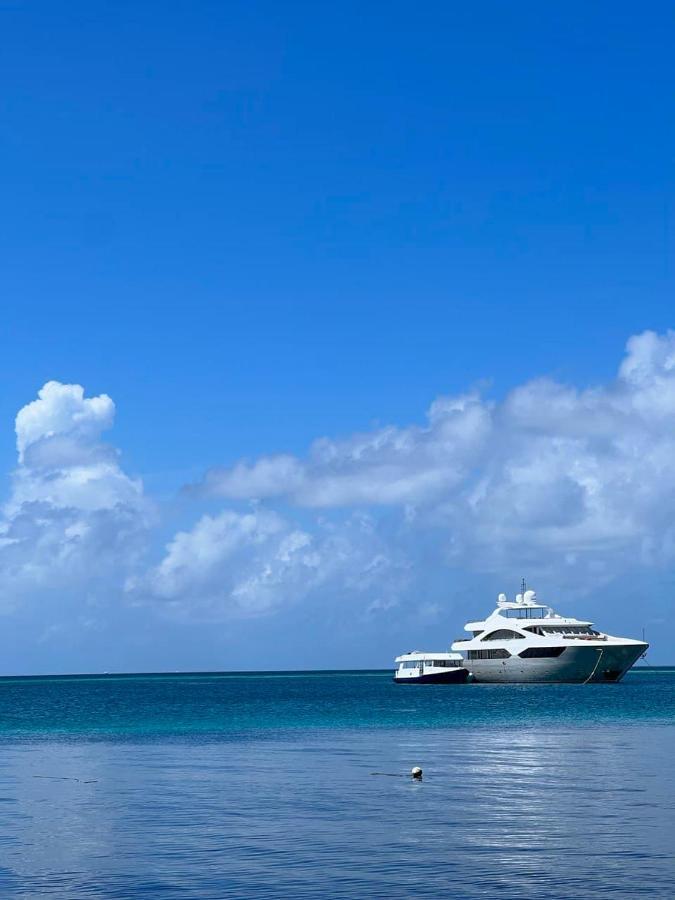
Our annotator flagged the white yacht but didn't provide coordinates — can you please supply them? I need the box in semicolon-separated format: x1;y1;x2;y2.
394;651;469;684
451;587;648;684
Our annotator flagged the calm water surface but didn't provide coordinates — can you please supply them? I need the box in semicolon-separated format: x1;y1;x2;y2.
0;668;673;898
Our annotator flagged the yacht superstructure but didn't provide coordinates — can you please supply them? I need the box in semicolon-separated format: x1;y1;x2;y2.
451;588;647;684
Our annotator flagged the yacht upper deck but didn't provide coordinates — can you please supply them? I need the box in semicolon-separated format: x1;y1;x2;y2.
463;589;593;632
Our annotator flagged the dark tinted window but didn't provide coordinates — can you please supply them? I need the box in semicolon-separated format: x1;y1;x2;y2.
482;629;524;641
468;648;510;660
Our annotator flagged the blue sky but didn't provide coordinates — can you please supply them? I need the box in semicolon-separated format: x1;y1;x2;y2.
0;2;673;672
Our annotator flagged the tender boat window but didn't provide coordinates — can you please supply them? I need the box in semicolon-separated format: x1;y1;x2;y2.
468;648;510;660
519;647;566;658
481;629;524;640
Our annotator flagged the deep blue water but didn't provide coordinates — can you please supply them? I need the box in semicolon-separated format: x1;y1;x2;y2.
0;668;673;898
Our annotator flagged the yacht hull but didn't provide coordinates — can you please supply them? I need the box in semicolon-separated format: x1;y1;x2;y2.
466;643;646;684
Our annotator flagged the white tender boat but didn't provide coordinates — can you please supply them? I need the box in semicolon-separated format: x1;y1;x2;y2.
451;587;648;684
394;651;469;684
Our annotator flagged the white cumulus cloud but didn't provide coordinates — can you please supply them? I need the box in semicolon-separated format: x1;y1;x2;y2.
198;390;490;508
193;330;675;585
131;508;408;621
4;331;675;633
0;381;149;611
16;381;115;464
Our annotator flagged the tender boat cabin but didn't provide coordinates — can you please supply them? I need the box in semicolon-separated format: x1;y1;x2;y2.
394;651;469;684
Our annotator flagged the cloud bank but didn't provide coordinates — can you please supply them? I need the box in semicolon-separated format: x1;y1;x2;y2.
194;330;675;584
2;331;675;634
131;508;406;622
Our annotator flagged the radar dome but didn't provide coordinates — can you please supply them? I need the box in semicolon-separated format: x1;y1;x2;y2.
523;589;537;604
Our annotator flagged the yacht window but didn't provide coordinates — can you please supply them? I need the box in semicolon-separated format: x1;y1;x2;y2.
540;626;598;636
468;648;510;660
519;647;565;658
472;631;484;637
482;629;524;640
503;608;545;619
523;626;545;636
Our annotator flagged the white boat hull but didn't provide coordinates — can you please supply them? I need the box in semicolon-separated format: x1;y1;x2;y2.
466;643;646;684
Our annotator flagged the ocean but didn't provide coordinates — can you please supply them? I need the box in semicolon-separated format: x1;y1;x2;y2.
0;668;673;898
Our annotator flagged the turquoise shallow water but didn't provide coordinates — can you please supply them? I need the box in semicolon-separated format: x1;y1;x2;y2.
0;667;673;737
0;668;673;897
